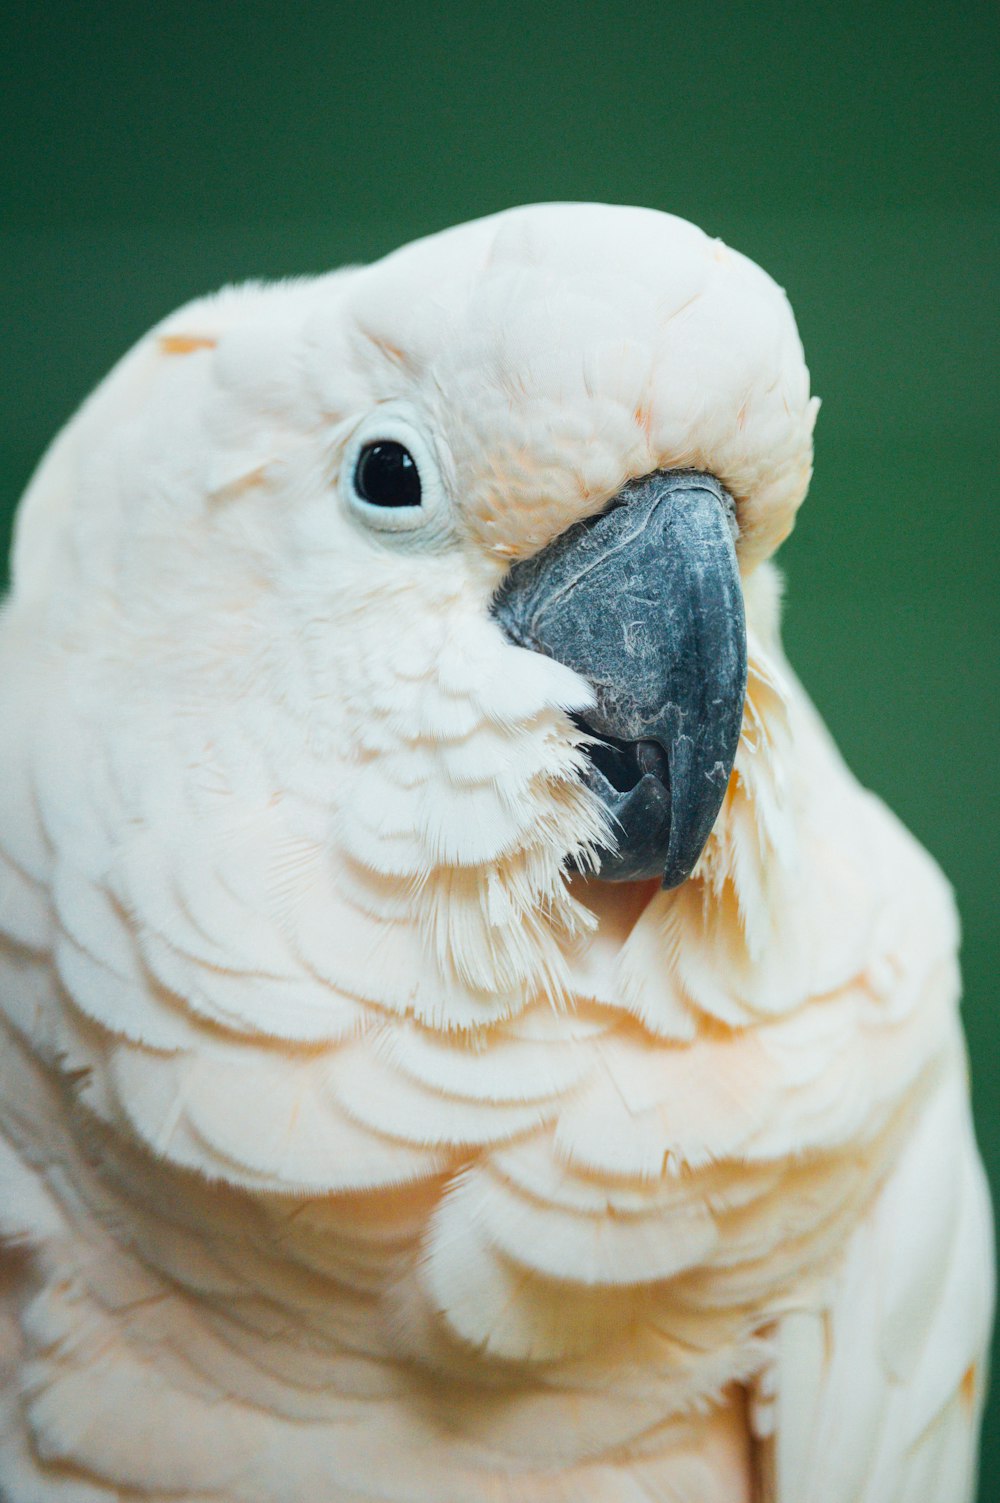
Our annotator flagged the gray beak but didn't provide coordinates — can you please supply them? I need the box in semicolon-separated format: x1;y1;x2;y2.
492;470;747;887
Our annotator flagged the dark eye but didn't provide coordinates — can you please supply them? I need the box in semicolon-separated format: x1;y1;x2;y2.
353;441;422;509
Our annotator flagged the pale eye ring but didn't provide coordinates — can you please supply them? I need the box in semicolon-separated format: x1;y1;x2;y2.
341;408;451;539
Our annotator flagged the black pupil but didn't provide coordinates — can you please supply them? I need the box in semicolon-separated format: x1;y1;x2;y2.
354;441;422;508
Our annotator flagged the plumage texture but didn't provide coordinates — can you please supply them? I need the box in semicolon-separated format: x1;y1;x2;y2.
0;203;991;1501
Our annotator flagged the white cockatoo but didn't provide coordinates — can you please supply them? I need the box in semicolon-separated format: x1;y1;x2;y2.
0;203;992;1503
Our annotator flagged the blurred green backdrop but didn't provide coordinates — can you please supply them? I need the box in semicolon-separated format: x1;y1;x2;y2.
2;0;997;1491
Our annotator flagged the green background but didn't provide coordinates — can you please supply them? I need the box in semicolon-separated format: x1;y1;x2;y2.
2;0;997;1489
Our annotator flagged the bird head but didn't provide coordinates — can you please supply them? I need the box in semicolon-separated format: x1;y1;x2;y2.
9;203;816;1035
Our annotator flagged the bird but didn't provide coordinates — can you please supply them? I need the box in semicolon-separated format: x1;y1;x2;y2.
0;202;992;1502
